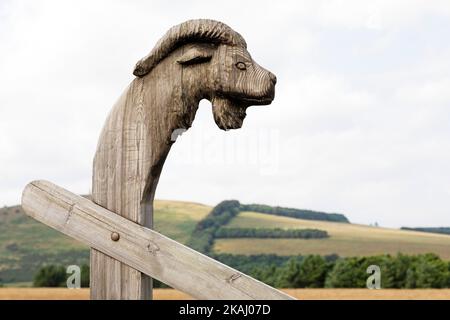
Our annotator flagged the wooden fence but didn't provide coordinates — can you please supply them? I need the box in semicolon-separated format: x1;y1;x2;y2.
22;180;294;300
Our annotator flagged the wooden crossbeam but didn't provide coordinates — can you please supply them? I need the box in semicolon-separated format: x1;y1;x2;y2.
21;180;294;300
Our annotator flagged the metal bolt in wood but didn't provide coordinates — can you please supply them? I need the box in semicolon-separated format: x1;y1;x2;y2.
111;232;120;241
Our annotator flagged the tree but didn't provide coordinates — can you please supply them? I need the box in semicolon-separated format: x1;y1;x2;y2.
80;264;90;288
325;257;367;288
277;257;302;288
33;265;66;287
405;253;449;288
381;254;413;288
251;264;280;287
279;256;330;288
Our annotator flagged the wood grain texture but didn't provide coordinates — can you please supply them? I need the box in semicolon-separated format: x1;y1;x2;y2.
22;180;294;300
92;19;277;299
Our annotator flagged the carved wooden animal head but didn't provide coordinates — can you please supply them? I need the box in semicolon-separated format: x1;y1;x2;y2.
133;19;277;130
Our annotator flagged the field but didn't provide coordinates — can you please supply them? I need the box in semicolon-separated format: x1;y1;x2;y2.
0;201;211;283
214;211;450;259
151;200;211;243
2;200;450;285
0;288;449;300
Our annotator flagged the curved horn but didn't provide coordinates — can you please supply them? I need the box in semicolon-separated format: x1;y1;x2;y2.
133;19;247;77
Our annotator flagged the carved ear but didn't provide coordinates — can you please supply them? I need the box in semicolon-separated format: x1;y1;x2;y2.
177;46;213;65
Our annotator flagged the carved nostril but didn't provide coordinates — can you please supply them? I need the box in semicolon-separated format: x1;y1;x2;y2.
269;72;277;85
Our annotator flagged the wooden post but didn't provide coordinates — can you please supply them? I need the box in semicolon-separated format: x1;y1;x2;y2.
90;78;162;299
22;180;294;300
90;19;277;299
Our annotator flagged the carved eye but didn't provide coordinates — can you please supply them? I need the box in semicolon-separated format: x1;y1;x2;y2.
235;62;247;70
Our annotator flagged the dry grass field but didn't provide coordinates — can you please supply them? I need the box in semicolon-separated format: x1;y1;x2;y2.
0;288;449;300
214;211;450;259
153;200;211;243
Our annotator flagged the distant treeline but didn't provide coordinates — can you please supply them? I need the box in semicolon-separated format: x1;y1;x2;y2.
32;264;169;288
240;204;349;223
33;264;90;288
401;227;450;236
186;200;343;253
215;227;328;239
34;253;450;289
186;200;241;253
213;253;450;288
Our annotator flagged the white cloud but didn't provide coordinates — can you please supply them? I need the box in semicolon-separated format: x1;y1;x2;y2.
1;0;450;228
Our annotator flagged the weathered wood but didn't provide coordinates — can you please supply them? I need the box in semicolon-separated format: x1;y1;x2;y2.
22;180;294;300
91;19;277;299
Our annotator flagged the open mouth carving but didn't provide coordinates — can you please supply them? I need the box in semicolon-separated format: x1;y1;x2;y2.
211;95;274;130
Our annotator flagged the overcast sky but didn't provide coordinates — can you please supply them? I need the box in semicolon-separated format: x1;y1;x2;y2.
1;0;450;228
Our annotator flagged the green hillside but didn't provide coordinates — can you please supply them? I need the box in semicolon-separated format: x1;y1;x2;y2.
214;211;450;259
2;199;450;285
0;201;211;284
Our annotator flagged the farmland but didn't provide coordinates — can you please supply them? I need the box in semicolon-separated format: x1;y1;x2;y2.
0;288;449;300
214;211;450;259
0;200;211;283
2;200;450;286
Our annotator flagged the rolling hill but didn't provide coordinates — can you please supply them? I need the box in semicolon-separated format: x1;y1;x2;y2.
214;211;450;259
1;200;450;285
0;200;211;284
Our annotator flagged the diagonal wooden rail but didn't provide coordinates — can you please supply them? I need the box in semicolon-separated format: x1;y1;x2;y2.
21;180;294;300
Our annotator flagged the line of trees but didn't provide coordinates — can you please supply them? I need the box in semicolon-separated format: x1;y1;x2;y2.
33;253;450;288
401;227;450;236
214;227;328;239
240;204;349;223
186;200;241;253
32;264;169;288
215;253;450;288
186;200;339;254
33;264;90;288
